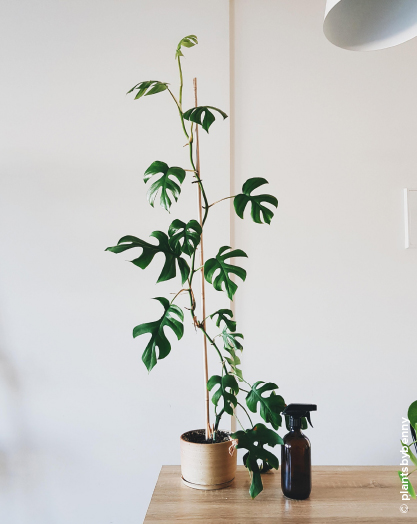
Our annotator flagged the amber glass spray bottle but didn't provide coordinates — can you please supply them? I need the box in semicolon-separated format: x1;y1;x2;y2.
281;403;317;500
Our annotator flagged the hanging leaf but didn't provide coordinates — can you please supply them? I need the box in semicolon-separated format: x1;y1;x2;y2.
231;424;283;499
183;106;228;133
106;231;189;284
133;297;184;372
408;401;417;432
143;161;186;212
234;178;278;225
207;374;239;416
222;328;244;351
204;246;247;300
127;80;169;99
168;219;202;256
246;381;285;430
210;309;236;332
175;35;198;59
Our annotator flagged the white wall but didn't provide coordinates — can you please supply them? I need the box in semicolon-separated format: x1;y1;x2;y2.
2;1;417;522
0;1;229;522
232;0;417;466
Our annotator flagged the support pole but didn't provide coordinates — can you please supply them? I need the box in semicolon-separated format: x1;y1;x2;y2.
193;77;211;440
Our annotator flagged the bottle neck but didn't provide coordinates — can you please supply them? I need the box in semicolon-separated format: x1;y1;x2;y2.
288;416;302;431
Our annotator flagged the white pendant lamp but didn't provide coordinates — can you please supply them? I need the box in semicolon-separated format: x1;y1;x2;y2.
324;0;417;51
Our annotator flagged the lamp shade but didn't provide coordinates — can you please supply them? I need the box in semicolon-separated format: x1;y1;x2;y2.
324;0;417;51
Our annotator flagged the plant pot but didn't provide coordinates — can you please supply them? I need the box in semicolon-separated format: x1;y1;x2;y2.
180;429;237;490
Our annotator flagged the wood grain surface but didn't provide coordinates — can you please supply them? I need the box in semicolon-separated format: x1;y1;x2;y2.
144;465;414;523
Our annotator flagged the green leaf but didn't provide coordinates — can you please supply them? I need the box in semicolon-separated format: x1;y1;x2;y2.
398;471;417;499
234;178;278;225
409;401;417;431
183;106;228;133
401;440;417;468
143;161;186;212
168;219;201;256
175;34;198;58
133;297;184;372
246;382;285;431
204;246;247;300
231;424;283;499
127;80;169;99
210;309;236;332
222;328;244;351
207;374;239;416
106;231;189;284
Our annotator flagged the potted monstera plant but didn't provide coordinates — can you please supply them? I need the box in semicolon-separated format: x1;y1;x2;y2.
106;35;288;498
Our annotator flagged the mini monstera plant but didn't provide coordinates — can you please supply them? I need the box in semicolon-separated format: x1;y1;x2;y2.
106;35;287;498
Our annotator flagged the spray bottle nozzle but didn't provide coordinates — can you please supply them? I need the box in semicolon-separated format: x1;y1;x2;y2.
282;403;317;428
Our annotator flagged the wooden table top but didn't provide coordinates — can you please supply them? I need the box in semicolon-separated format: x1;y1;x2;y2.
144;465;414;523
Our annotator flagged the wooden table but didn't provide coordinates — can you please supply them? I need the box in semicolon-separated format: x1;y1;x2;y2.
144;465;414;523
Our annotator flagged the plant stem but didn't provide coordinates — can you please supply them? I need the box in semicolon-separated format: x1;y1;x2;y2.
237;401;253;427
207;195;236;208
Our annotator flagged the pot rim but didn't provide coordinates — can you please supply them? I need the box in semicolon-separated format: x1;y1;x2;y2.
180;429;232;445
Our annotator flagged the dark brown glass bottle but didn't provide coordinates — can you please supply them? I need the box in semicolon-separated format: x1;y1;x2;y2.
281;417;311;500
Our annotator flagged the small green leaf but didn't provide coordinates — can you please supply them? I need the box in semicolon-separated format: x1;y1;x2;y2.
183;106;228;133
231;424;283;499
222;328;244;351
143;161;186;212
133;297;184;372
175;34;198;59
106;231;189;284
408;401;417;431
210;309;236;332
168;219;201;256
204;246;247;300
127;80;169;99
246;382;285;430
207;374;239;416
234;178;278;225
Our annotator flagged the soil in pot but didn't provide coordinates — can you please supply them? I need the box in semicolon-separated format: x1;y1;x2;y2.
181;429;230;444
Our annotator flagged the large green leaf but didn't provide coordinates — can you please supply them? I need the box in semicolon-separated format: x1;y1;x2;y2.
168;219;201;256
398;471;416;499
133;297;184;372
183;106;228;133
207;374;239;416
246;382;285;430
234;178;278;225
408;401;417;432
106;231;189;284
144;161;186;212
127;80;169;99
204;246;247;300
210;309;236;332
231;424;283;499
175;35;198;59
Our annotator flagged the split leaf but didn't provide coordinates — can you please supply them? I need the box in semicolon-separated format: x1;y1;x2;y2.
175;35;198;59
207;374;239;416
234;178;278;224
106;231;189;284
204;246;247;300
144;161;186;212
210;309;236;332
168;219;201;256
127;80;169;99
183;106;228;133
231;424;283;498
246;381;285;430
133;297;184;372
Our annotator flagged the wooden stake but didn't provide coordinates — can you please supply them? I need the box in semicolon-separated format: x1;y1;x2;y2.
193;78;211;440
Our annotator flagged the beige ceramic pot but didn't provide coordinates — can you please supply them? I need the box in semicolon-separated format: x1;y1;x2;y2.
180;430;237;490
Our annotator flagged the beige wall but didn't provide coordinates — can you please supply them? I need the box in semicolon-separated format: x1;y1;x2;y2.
232;0;417;465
